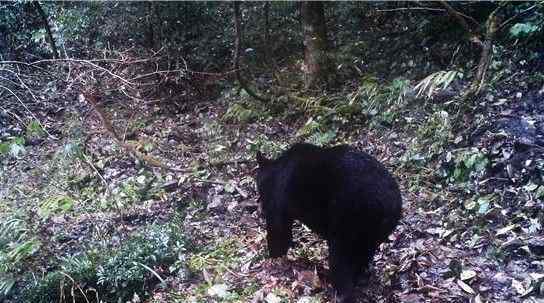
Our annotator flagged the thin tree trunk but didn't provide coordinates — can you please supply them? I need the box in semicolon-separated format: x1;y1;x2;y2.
462;9;500;100
232;1;268;102
145;2;155;49
301;1;330;89
263;2;271;65
32;1;59;59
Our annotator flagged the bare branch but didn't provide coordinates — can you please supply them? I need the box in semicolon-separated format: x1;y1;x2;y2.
377;7;446;13
439;1;482;46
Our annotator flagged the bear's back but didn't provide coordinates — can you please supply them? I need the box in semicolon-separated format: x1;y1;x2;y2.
274;144;401;238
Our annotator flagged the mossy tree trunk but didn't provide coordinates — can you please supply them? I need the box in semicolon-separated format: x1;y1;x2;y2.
301;1;330;90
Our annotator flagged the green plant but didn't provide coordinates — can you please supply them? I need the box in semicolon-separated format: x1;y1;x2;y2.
353;76;410;127
38;196;74;219
509;22;541;39
306;129;337;147
247;135;286;158
96;223;186;300
0;215;40;298
0;137;25;158
107;174;156;210
22;223;187;303
223;103;260;123
25;120;46;139
414;70;462;99
442;148;489;183
22;254;99;303
463;194;496;215
187;239;239;278
415;110;454;156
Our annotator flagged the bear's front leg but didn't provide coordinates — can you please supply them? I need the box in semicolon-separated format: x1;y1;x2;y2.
265;214;293;258
328;239;361;303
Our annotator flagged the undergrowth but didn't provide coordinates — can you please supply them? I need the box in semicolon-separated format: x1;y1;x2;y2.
10;222;188;303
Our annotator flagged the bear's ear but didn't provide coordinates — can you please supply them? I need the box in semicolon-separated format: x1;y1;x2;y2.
256;151;269;166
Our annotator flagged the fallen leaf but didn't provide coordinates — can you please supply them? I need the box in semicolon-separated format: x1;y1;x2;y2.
457;279;475;294
265;293;282;303
208;284;230;298
460;269;477;281
511;279;526;295
496;224;516;236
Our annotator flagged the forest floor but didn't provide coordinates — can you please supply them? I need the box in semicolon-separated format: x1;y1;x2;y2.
1;71;543;303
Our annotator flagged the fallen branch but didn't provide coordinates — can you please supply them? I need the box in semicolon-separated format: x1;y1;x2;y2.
81;91;192;173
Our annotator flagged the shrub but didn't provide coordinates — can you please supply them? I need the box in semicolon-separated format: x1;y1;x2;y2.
21;223;187;303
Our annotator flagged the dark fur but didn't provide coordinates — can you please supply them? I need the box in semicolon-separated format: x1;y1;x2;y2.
256;143;402;303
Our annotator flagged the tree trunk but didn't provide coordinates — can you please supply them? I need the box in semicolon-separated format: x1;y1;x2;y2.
301;1;330;89
263;2;271;65
462;9;500;101
472;14;499;93
32;1;59;59
145;2;155;49
232;1;268;102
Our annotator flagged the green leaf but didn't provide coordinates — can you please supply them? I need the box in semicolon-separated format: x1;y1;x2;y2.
510;23;539;38
536;186;544;199
524;182;539;192
0;137;26;157
26;120;45;138
477;199;490;214
38;196;74;218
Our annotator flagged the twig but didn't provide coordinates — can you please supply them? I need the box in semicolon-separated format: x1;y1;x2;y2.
81;153;110;193
2;59;137;87
0;104;25;125
59;272;90;303
134;262;166;285
499;3;540;31
194;178;227;185
209;159;253;167
439;1;482;45
377;7;445;13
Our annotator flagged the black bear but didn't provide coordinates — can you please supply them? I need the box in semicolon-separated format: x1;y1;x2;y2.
255;143;402;303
